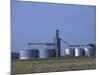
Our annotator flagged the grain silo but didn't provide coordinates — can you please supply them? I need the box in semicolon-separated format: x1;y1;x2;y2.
84;48;95;57
39;49;55;58
75;48;85;57
65;48;75;56
20;49;39;59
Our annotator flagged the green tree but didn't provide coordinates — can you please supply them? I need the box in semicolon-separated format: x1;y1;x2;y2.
88;43;96;56
88;43;96;50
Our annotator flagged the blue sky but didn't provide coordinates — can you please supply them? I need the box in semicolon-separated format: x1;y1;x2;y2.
11;0;96;55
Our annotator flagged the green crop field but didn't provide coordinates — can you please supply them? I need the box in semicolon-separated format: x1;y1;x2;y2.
11;57;96;75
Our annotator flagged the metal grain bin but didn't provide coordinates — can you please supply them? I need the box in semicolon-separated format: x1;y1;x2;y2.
65;48;75;56
75;48;85;57
39;49;55;59
20;49;39;59
84;48;95;56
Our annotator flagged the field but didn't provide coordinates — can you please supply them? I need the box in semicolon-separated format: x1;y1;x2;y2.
11;57;96;75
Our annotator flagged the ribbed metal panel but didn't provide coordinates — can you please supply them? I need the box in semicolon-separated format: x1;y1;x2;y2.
75;48;84;57
65;48;75;56
20;49;39;59
84;48;95;56
39;49;55;58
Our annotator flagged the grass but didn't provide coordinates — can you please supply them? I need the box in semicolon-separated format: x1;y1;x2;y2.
11;57;96;75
